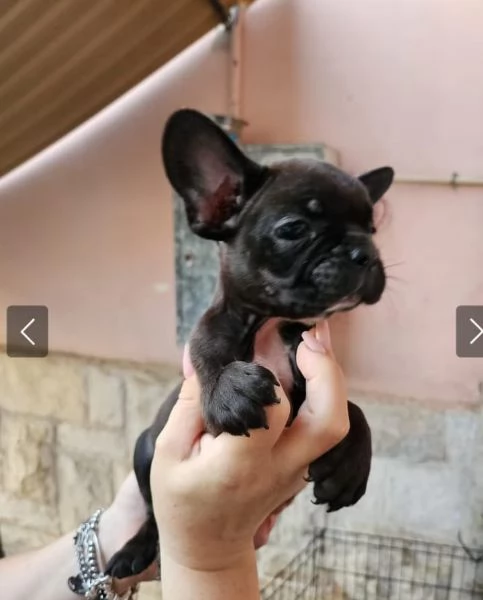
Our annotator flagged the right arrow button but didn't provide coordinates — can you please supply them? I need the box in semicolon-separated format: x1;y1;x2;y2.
469;317;483;345
457;306;483;357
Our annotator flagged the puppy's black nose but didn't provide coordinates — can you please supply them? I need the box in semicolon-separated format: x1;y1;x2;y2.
349;247;372;266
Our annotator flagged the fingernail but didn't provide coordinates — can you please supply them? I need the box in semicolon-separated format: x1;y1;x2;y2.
315;320;332;351
301;331;327;354
182;343;195;378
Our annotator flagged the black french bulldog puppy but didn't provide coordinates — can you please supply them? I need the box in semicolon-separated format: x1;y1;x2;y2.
106;109;394;579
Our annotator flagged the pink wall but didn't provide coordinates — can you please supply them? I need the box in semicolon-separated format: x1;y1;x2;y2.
242;0;483;404
0;0;482;404
0;27;230;367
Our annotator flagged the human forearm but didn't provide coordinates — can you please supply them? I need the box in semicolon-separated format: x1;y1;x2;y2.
0;531;78;600
0;507;135;600
160;550;260;600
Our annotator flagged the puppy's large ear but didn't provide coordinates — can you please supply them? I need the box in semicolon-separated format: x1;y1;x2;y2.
162;109;267;241
359;167;394;204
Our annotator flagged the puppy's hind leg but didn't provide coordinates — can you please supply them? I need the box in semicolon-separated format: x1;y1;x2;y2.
105;428;159;578
105;512;159;579
105;384;182;579
280;322;372;511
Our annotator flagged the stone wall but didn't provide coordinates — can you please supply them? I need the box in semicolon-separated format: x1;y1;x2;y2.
0;349;481;597
0;350;180;599
257;390;483;590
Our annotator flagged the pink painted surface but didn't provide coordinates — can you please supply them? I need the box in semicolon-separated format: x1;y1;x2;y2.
0;0;482;403
0;27;231;368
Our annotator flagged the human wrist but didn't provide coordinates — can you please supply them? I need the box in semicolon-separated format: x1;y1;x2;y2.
160;548;259;600
96;506;135;595
96;506;120;567
159;534;256;573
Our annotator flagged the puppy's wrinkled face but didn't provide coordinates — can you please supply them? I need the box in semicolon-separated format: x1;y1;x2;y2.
227;160;387;318
162;109;394;319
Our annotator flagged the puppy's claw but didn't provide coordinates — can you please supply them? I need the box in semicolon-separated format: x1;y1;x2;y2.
205;361;279;435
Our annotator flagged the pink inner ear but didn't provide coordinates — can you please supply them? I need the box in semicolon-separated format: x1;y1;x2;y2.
199;175;239;227
202;151;228;190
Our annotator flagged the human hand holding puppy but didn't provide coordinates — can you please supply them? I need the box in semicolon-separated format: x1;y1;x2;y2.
152;320;350;599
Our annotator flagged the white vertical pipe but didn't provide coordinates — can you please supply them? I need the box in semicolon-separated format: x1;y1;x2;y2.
229;3;246;121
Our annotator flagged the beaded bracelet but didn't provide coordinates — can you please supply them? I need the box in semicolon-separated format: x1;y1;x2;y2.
67;509;138;600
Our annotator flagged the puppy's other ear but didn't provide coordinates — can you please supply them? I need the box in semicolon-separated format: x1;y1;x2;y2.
359;167;394;204
162;109;267;241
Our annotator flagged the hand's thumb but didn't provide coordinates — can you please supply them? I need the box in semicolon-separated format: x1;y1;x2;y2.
296;336;340;402
182;343;195;378
297;320;334;381
296;324;347;424
155;375;204;460
276;324;349;468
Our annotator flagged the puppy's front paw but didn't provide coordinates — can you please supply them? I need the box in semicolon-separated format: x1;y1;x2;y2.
205;361;280;436
308;402;372;512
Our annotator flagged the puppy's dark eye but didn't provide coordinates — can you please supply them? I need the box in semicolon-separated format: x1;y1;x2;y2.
370;225;377;234
274;219;310;240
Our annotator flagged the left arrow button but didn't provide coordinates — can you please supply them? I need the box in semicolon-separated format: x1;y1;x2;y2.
20;318;36;346
7;306;48;357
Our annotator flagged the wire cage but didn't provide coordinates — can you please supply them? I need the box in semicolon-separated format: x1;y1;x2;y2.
260;528;483;600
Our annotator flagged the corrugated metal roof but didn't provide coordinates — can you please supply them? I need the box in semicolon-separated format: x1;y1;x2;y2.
0;0;252;177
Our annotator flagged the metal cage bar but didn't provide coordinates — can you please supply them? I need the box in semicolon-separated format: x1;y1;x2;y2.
261;529;483;600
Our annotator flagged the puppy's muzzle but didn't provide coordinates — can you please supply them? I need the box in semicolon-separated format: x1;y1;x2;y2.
349;245;375;267
360;259;386;304
346;231;379;268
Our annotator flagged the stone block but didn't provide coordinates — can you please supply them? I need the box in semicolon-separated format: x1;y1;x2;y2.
444;409;479;464
57;422;127;461
0;523;57;554
125;371;179;453
1;413;55;504
470;406;483;472
268;486;320;547
257;544;298;580
460;407;483;546
360;400;447;463
87;365;125;429
112;459;132;494
326;457;464;542
0;492;60;533
57;451;114;532
137;582;162;600
0;440;3;490
0;355;85;423
256;488;322;589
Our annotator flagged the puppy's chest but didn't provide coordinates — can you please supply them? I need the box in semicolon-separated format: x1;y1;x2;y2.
252;318;295;393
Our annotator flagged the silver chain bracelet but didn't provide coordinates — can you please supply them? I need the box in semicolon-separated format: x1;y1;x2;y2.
68;509;139;600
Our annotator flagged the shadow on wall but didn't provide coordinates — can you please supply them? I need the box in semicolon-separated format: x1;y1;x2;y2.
0;21;234;365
